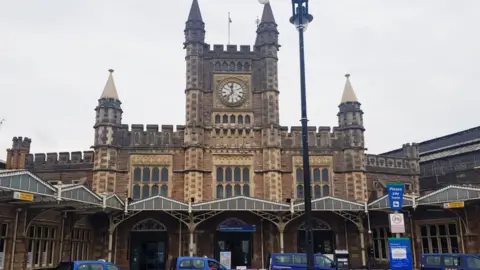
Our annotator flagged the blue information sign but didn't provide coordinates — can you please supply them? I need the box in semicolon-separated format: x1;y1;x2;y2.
387;183;405;211
218;224;256;232
388;238;413;270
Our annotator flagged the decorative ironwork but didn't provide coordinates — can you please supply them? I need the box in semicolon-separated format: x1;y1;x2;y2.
217;218;246;229
298;218;331;231
132;218;167;231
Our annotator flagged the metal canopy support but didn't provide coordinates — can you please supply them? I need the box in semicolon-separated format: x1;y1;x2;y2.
192;196;290;211
368;195;415;210
0;170;56;197
128;195;189;211
250;211;304;253
293;196;364;211
417;185;480;205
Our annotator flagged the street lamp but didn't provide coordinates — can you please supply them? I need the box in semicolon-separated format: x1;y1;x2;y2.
290;1;315;270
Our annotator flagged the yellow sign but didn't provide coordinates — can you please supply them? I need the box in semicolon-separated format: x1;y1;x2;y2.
443;201;464;209
13;191;34;201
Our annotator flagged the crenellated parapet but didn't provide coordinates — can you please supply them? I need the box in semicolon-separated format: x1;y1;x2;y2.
114;124;185;147
25;151;94;169
366;142;420;175
279;126;345;149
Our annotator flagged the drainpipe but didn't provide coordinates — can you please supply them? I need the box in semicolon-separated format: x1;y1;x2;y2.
9;208;20;270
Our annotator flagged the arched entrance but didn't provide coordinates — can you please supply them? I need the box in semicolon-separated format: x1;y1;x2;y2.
214;218;254;269
129;219;168;270
297;218;335;257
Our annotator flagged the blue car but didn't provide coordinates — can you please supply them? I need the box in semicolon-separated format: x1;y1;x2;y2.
170;256;229;270
267;253;335;270
55;260;121;270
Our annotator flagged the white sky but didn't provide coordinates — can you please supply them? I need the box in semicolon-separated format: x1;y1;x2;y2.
0;0;479;159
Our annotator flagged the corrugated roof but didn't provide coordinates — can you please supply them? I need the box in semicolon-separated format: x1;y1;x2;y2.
420;142;480;163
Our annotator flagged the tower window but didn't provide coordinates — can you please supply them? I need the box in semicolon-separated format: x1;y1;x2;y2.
230;115;236;123
238;115;243;124
222;114;228;123
295;167;330;199
131;166;170;199
216;166;251;198
245;115;251;124
215;115;221;124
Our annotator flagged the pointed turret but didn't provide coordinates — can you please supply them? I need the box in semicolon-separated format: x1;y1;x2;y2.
100;69;119;100
337;74;365;148
184;0;205;46
340;74;359;103
94;69;123;146
255;2;279;48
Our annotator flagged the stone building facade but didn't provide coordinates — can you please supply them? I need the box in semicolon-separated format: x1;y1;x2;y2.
0;1;428;270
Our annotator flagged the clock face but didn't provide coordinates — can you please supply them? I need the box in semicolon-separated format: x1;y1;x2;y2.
219;81;246;105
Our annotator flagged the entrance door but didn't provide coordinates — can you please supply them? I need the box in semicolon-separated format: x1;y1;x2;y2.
297;218;335;256
214;218;254;269
215;232;253;268
129;219;168;270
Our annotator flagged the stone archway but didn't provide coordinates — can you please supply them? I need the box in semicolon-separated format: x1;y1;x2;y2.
297;218;335;255
215;217;254;268
130;219;168;270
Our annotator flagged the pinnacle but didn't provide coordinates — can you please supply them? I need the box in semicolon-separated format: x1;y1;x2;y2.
100;69;119;100
187;0;203;22
340;74;359;103
260;2;276;24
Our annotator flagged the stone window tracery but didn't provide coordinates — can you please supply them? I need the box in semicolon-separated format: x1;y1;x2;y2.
216;166;251;198
132;166;169;199
295;167;330;199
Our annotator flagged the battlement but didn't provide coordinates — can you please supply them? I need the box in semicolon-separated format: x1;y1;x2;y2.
279;126;344;149
119;124;185;133
26;151;94;166
115;124;185;147
207;44;255;54
10;136;31;151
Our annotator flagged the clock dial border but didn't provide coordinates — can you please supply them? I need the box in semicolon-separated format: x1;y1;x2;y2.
217;77;249;107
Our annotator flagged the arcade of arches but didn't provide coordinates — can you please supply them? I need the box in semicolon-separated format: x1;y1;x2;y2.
0;207;472;270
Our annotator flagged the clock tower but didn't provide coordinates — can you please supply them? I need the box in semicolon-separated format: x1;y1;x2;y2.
183;0;281;201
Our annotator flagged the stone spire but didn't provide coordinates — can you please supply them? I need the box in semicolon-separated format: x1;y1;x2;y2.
255;2;279;47
260;2;276;24
340;74;359;103
184;0;205;45
100;69;119;100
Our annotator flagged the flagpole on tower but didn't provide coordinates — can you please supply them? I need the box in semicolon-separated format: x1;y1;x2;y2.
228;12;232;45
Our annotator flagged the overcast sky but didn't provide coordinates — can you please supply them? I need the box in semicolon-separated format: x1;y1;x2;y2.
0;0;479;160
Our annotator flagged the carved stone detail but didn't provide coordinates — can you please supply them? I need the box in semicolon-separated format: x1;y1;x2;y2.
212;155;254;165
130;155;173;165
292;156;333;166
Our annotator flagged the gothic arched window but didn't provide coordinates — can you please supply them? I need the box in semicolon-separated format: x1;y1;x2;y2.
160;185;168;197
234;167;241;181
142;168;150;182
322;169;329;182
152;167;160;182
313;169;321;182
161;168;168;182
215;115;221;123
238;115;243;124
245;115;251;124
133;168;141;182
222;114;228;123
296;168;303;183
230;115;236;123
